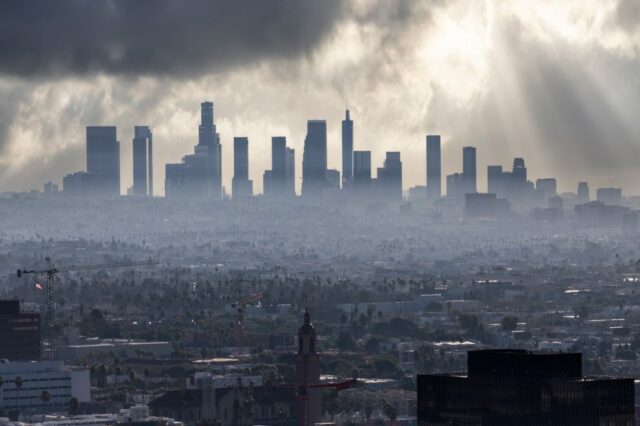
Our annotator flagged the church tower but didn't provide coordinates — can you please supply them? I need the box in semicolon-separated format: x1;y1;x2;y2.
295;310;321;425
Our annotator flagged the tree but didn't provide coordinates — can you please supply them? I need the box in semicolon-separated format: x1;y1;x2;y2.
501;316;518;332
68;397;79;417
335;331;356;352
14;376;23;419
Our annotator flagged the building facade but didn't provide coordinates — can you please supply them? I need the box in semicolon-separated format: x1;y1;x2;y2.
418;350;634;426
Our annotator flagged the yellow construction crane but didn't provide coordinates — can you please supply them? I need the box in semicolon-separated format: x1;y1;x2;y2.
17;257;157;360
231;293;262;357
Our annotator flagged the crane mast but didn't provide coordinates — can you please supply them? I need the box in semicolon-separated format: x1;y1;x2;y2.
17;257;157;360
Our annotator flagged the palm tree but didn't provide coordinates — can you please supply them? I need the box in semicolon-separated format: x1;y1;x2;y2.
14;376;23;419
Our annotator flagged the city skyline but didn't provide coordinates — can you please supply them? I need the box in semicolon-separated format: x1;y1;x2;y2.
0;1;639;195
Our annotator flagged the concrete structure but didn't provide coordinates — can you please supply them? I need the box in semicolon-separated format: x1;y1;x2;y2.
56;339;171;361
0;360;90;414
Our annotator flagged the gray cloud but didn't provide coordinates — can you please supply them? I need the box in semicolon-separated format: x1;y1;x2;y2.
0;0;346;78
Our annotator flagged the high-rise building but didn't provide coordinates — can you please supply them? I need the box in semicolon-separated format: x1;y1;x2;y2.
446;172;465;198
132;126;153;197
86;126;120;195
353;151;372;189
418;350;634;425
295;311;321;426
462;146;477;194
597;187;623;205
487;165;503;195
302;120;328;197
271;136;287;196
286;147;296;197
377;152;402;200
342;109;353;187
512;157;527;183
165;101;222;200
426;135;441;199
536;178;557;201
578;181;590;201
232;137;253;199
0;300;40;361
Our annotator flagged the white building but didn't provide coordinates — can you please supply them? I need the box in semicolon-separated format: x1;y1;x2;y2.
56;339;172;361
0;360;90;414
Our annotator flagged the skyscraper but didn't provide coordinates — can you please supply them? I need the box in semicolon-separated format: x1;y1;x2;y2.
271;136;287;196
487;165;503;195
86;126;120;196
577;182;590;201
302;120;328;197
512;157;527;183
286;147;296;197
198;101;222;200
166;101;222;199
342;109;353;187
463;146;477;194
378;152;402;200
426;135;441;199
353;150;372;188
232;137;253;199
132;126;153;197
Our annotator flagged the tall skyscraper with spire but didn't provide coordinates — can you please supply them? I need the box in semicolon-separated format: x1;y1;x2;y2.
342;109;353;187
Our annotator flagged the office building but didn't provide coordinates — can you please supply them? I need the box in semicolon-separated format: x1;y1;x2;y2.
597;187;623;205
426;135;441;199
0;360;90;414
353;150;372;190
536;178;557;201
286;147;295;196
464;193;510;219
302;120;328;197
377;152;403;200
462;146;477;194
232;137;253;199
578;181;590;201
342;109;353;187
165;102;222;200
271;136;287;196
446;172;465;198
132;126;153;197
0;300;40;361
86;126;120;195
43;182;58;193
487;165;503;195
418;350;634;425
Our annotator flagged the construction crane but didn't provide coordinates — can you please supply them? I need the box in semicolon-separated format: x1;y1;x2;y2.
17;257;157;360
230;293;262;357
271;378;356;426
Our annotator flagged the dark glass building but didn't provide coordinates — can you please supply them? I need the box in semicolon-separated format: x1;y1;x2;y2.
302;120;328;197
0;300;41;361
132;126;153;197
418;349;634;426
426;135;441;199
232;137;252;199
462;146;477;194
86;126;120;196
271;136;287;196
342;109;353;187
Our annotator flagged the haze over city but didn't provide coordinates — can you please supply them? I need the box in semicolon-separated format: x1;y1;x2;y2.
2;2;640;426
1;0;640;195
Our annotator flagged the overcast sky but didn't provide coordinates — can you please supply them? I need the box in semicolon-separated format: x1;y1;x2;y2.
0;0;639;195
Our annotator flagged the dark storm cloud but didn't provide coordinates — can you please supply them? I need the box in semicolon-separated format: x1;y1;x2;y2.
0;0;346;78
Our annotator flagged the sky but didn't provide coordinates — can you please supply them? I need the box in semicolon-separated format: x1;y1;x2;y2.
0;0;639;196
